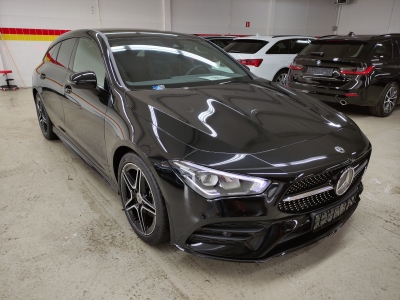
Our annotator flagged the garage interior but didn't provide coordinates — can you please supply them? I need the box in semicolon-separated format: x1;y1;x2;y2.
1;0;399;299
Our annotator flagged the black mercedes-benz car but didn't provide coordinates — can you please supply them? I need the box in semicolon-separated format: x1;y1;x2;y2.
287;33;400;117
33;29;371;262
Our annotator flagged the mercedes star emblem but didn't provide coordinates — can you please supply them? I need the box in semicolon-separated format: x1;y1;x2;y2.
335;146;345;153
335;167;355;195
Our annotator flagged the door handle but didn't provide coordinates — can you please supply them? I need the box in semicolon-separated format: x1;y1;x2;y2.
40;73;46;80
64;85;72;94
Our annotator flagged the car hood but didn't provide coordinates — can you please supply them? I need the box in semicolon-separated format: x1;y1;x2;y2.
124;80;351;154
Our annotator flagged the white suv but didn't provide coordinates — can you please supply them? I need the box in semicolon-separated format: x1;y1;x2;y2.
225;35;314;84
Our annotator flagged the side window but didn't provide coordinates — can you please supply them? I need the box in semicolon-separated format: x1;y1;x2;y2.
371;40;393;59
45;42;61;65
290;39;310;54
266;40;290;54
212;39;227;48
57;38;77;68
73;38;106;87
394;40;400;59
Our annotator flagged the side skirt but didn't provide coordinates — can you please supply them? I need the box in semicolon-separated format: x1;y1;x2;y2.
53;127;119;193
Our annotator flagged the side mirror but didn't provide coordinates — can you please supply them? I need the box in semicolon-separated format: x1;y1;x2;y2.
69;71;97;89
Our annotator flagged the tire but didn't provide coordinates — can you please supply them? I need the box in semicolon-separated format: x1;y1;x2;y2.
118;152;170;244
35;94;57;140
369;82;399;117
273;69;289;85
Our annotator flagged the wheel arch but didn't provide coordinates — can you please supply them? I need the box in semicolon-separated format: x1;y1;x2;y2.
32;87;38;102
273;68;289;82
112;145;136;183
112;143;176;243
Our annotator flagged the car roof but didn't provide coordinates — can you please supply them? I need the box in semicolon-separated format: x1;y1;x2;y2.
202;36;236;39
233;35;314;42
51;28;196;45
318;33;400;42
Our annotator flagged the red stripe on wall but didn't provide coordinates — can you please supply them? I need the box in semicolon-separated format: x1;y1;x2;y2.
0;27;70;35
0;27;248;38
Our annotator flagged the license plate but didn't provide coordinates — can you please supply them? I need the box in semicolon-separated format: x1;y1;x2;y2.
312;196;357;231
307;67;334;76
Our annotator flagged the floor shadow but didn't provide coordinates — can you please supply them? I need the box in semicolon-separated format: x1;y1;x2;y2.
326;102;400;118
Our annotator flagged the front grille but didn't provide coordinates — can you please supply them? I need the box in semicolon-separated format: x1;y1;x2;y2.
286;169;338;195
278;190;336;213
279;157;368;214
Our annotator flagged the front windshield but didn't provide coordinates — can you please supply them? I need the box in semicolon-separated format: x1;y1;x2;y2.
108;35;250;89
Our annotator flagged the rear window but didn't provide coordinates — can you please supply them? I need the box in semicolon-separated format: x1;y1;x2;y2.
224;40;268;54
300;40;367;59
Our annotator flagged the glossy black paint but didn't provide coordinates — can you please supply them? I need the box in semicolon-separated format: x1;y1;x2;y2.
69;71;97;89
288;34;400;106
33;29;371;262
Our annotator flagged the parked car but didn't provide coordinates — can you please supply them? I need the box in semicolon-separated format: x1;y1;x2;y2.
287;33;400;117
202;35;236;48
224;35;314;84
33;29;371;262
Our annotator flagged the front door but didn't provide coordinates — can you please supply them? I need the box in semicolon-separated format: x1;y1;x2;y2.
62;38;109;175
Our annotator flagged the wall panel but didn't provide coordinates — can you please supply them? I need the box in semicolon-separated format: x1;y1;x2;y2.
337;0;399;35
171;0;231;34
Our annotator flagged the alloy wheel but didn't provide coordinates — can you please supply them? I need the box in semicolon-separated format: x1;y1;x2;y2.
121;163;157;236
36;98;48;134
383;86;398;114
276;73;288;85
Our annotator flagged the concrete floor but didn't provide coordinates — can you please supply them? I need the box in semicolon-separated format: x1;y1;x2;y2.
1;88;399;300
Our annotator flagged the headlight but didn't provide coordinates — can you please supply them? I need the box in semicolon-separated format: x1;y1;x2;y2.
169;160;270;200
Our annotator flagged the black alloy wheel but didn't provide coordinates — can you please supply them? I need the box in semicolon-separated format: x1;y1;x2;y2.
273;69;289;85
35;94;57;140
118;153;170;244
370;82;399;117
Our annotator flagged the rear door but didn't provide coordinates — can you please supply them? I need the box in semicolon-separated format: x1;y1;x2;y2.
37;40;74;129
394;40;400;77
62;37;109;174
262;38;312;80
365;39;397;85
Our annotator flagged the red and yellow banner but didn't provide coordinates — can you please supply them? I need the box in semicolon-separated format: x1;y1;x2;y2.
0;28;69;41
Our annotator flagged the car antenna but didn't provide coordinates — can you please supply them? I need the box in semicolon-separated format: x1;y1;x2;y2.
348;31;355;37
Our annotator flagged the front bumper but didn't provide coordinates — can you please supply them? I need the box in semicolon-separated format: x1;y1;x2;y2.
180;184;362;262
155;161;365;262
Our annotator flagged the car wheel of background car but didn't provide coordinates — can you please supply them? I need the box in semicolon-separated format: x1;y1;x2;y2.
369;82;399;117
118;152;170;244
35;94;57;140
273;69;289;85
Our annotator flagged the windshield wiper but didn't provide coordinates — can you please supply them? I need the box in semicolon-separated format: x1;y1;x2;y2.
220;80;246;85
228;50;242;53
311;52;324;57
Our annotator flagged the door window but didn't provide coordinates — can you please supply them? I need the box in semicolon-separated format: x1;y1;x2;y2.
224;40;268;54
369;40;393;59
393;40;400;59
73;38;106;87
57;38;77;68
266;40;290;54
45;42;61;65
289;39;311;54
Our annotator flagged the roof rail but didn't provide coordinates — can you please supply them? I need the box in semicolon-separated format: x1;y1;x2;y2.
376;33;400;37
318;34;337;38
